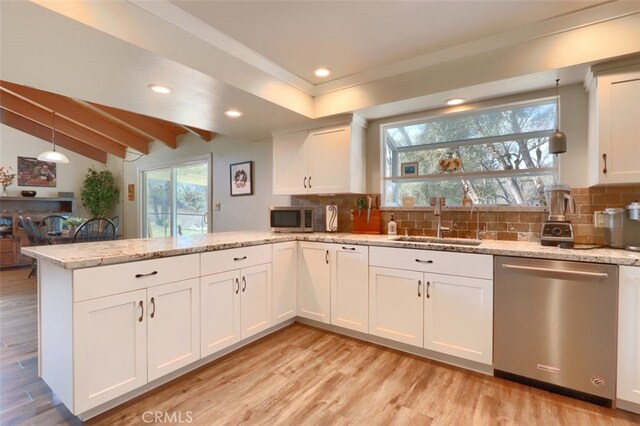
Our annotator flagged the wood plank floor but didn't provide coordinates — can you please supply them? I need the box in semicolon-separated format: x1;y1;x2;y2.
1;266;640;425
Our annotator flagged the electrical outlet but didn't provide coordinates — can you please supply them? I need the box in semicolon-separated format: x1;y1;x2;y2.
593;211;606;228
214;203;221;211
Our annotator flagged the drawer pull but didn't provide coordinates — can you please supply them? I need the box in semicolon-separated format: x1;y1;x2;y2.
415;259;433;264
233;256;247;261
150;297;156;318
242;276;247;292
135;271;158;278
138;301;144;322
342;247;356;251
235;278;240;294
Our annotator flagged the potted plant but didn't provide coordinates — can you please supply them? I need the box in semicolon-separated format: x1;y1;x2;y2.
80;167;119;218
62;217;85;234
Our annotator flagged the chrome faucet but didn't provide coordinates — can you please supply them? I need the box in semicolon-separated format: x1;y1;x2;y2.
434;196;450;238
470;202;480;240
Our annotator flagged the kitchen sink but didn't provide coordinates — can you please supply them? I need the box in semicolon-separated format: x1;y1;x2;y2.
390;236;482;246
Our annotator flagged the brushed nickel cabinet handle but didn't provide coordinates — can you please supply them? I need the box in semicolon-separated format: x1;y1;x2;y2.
150;297;156;318
602;153;607;175
325;250;329;264
418;280;422;297
235;278;240;294
309;176;312;188
415;259;433;264
135;271;158;278
242;276;247;292
303;177;307;188
426;281;431;299
233;256;247;261
138;301;144;322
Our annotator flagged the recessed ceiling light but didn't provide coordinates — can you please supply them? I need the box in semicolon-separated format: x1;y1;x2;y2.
224;109;243;118
148;84;172;94
314;67;331;78
446;98;465;106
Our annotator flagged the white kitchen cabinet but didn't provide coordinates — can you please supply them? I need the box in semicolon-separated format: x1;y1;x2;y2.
74;289;147;414
272;241;298;324
147;278;200;382
369;266;424;346
588;66;640;185
272;116;366;195
200;247;272;358
423;273;493;365
331;244;369;333
617;265;640;412
298;242;332;323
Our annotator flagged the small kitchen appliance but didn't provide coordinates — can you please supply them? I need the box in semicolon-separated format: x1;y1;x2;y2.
541;184;575;247
269;207;314;232
602;202;640;251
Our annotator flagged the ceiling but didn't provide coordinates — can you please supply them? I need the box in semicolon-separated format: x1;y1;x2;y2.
1;0;639;154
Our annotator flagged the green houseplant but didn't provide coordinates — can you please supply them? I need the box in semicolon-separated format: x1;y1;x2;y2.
80;167;119;218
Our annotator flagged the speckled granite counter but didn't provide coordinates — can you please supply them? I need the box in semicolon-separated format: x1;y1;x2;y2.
22;232;640;269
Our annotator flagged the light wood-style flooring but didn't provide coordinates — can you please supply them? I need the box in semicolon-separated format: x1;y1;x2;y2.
1;266;640;425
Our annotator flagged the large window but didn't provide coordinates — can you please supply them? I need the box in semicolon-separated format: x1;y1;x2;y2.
142;157;211;238
382;99;557;206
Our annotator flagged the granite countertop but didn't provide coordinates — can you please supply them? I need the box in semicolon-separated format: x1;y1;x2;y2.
21;232;640;270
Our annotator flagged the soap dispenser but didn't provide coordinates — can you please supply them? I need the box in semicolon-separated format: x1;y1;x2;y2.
388;214;397;235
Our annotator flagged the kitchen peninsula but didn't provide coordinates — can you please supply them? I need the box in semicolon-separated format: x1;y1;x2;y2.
23;232;640;419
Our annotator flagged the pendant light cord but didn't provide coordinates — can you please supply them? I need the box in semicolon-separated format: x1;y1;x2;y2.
555;79;561;131
51;112;57;151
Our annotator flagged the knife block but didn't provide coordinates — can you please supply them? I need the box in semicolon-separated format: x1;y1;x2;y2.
352;209;382;234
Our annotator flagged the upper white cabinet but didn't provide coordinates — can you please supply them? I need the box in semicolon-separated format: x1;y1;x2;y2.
588;65;640;185
272;116;366;195
617;265;640;413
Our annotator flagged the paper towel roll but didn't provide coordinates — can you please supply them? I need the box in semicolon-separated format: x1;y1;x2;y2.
326;203;338;232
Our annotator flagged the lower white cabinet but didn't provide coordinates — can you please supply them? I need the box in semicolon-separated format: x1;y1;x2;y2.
272;241;298;324
200;264;272;358
298;242;332;323
618;265;640;409
423;274;493;365
369;266;424;346
331;245;369;333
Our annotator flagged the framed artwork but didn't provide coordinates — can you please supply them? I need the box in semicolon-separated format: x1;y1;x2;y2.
230;161;253;196
17;157;57;187
400;162;418;176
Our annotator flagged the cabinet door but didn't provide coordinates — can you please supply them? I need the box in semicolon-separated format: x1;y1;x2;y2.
369;266;423;346
618;266;640;406
240;264;272;339
272;242;298;324
424;274;493;364
273;130;308;195
147;278;200;382
74;289;147;413
331;244;369;333
200;271;241;357
596;71;640;184
307;125;351;194
298;242;331;323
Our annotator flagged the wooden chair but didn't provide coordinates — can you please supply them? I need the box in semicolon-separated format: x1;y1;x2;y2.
19;216;50;277
72;218;116;243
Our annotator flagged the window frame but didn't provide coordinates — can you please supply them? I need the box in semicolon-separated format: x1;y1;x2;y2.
380;97;559;206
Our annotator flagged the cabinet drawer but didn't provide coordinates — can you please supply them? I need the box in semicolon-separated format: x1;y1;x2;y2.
369;246;492;279
201;244;272;276
73;254;200;302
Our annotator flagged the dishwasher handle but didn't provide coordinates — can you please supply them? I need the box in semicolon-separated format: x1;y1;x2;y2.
501;263;609;279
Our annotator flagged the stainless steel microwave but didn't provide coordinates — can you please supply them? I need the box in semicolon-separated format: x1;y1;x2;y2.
269;207;314;232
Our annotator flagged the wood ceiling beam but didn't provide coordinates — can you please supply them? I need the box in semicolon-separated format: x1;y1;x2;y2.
0;81;150;154
0;89;126;158
86;102;178;149
182;125;214;142
1;109;108;163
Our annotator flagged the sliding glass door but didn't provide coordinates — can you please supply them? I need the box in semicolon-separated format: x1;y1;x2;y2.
142;157;211;238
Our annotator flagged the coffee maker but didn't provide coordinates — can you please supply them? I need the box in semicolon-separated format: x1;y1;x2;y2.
541;184;575;247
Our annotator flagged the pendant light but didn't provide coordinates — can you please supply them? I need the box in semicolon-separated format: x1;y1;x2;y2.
38;112;69;163
549;79;567;154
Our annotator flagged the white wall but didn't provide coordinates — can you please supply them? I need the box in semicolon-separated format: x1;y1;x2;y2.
122;133;289;239
365;83;590;193
0;124;123;218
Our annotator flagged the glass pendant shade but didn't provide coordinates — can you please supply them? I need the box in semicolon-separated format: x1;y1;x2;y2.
549;79;567;155
38;112;69;163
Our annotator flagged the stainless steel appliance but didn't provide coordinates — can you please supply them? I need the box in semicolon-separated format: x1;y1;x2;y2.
494;256;618;406
541;184;575;247
269;207;314;232
602;202;640;251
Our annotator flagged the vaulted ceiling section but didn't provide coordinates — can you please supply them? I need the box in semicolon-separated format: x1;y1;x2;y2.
0;81;214;163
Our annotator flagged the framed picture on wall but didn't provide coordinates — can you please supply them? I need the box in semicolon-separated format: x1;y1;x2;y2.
17;157;57;187
230;161;254;196
400;162;419;176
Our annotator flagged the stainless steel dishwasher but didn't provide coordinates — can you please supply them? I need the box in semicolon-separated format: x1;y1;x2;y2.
494;256;618;406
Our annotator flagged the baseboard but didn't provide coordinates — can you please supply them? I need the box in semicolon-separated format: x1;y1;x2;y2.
616;399;640;415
